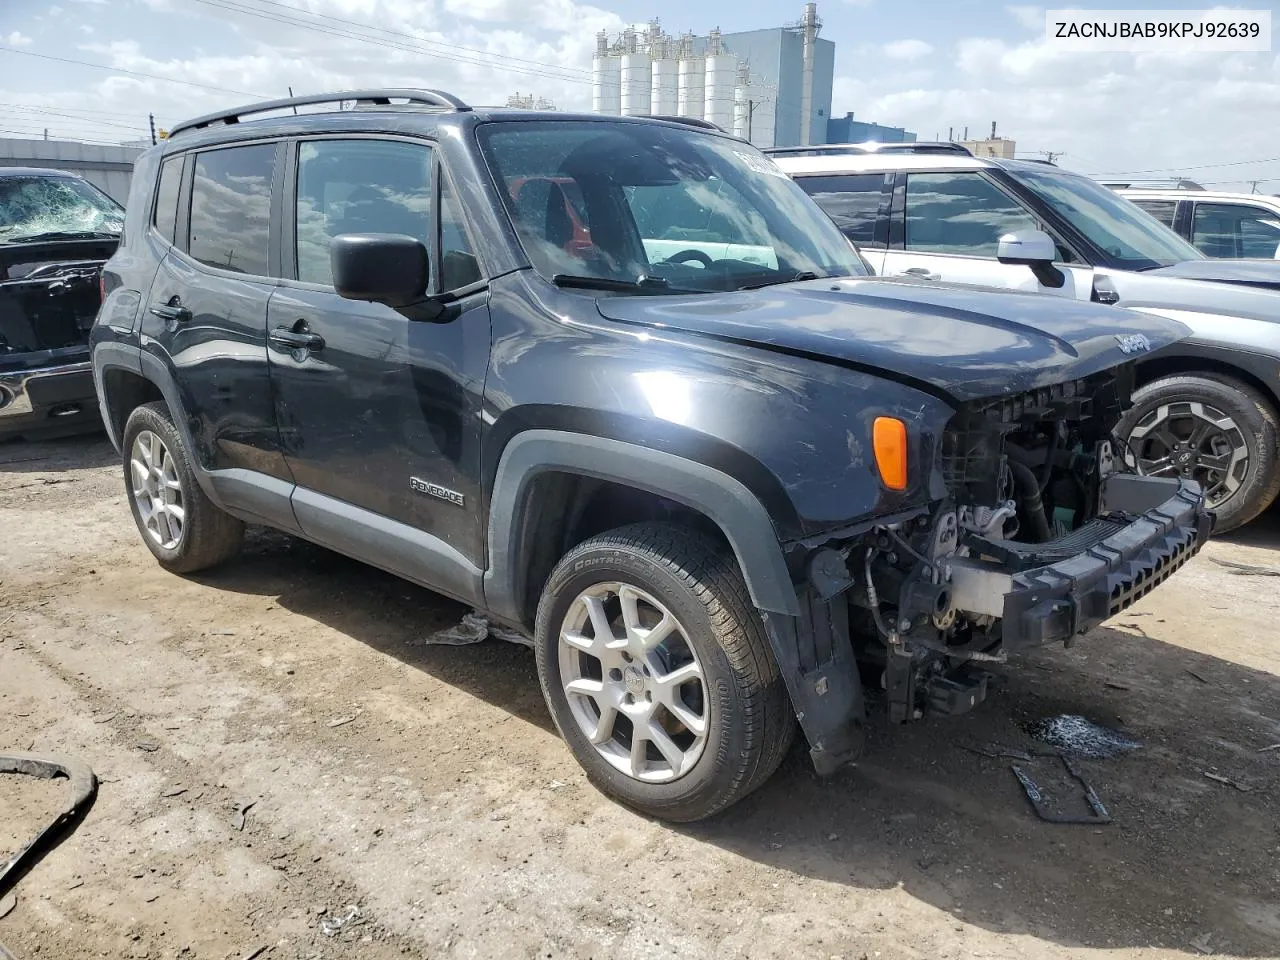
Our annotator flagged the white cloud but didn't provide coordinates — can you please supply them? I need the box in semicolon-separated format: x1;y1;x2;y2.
836;35;1280;187
883;39;934;61
5;31;34;46
1006;5;1043;32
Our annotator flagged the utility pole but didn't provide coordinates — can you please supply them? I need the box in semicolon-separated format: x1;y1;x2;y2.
149;113;157;146
1040;150;1065;164
1248;179;1261;194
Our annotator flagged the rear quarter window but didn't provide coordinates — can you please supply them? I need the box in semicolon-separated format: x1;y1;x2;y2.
152;156;183;243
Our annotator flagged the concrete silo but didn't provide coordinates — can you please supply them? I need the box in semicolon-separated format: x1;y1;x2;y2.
703;29;736;132
591;31;621;115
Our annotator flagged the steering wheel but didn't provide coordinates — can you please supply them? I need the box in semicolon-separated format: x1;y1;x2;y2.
662;249;715;268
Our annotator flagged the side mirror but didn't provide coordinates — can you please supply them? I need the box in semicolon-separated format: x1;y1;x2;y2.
331;233;429;308
997;229;1065;289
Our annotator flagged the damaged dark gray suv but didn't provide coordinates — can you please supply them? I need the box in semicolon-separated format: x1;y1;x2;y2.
1;167;122;438
92;90;1212;821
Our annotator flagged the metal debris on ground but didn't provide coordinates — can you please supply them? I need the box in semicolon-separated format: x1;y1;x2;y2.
1211;557;1280;577
1011;755;1112;824
233;799;257;832
240;945;270;960
1023;715;1142;759
1186;669;1209;684
135;741;160;752
959;741;1033;762
1258;743;1280;753
326;714;357;728
320;904;362;937
161;786;188;798
1104;681;1131;691
1204;772;1252;792
0;753;98;897
416;610;532;648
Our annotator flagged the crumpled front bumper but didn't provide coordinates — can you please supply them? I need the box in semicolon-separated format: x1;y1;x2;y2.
949;474;1212;649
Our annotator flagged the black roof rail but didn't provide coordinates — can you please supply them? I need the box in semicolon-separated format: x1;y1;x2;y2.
169;89;471;138
637;115;728;133
763;141;973;158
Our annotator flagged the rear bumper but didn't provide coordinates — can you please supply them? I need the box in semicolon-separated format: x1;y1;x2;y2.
0;361;100;437
949;474;1212;649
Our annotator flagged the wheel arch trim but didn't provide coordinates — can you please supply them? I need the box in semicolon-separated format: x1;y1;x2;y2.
483;430;801;623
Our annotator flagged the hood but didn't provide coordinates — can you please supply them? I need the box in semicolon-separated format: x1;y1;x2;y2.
1147;259;1280;290
594;276;1189;403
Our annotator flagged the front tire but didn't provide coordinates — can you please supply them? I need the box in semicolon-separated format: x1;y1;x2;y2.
534;522;794;822
1117;375;1280;533
121;401;244;573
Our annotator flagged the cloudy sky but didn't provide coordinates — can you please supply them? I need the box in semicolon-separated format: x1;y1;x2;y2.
1;0;1277;190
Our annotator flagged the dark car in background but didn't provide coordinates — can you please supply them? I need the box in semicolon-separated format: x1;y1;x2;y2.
0;166;123;440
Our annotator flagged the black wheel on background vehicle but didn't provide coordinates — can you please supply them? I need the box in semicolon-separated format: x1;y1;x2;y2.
121;401;244;573
1117;374;1280;533
534;522;795;822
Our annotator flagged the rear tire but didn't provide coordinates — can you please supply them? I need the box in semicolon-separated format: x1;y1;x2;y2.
1117;374;1280;533
121;401;244;573
534;522;794;822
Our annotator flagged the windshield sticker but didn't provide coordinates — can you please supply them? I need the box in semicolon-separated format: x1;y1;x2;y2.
733;151;789;180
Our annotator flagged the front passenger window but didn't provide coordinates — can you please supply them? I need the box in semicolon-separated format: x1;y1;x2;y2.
904;172;1040;258
295;139;433;286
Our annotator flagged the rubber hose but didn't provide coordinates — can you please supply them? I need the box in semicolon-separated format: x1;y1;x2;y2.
1009;460;1053;542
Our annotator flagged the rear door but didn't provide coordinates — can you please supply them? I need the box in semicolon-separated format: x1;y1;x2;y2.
1188;201;1280;259
882;170;1092;298
142;141;291;484
791;172;892;272
267;135;491;598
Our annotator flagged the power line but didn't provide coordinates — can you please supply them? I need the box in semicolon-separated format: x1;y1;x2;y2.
2;104;147;132
235;0;597;80
184;0;594;87
1097;155;1280;176
0;45;269;98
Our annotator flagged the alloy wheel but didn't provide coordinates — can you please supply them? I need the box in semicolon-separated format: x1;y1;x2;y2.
557;582;708;784
130;429;185;549
1127;400;1249;508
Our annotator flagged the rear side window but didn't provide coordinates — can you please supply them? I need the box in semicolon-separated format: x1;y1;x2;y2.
189;145;276;276
794;174;886;244
904;172;1039;257
1130;198;1177;228
1192;202;1280;259
152;157;183;243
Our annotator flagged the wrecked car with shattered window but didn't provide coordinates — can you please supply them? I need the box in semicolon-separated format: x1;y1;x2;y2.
1;167;123;439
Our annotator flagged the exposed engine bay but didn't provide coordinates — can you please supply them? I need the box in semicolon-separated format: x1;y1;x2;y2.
809;366;1209;732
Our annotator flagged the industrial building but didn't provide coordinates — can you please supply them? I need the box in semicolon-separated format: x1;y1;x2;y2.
0;136;143;203
591;4;834;148
826;112;916;145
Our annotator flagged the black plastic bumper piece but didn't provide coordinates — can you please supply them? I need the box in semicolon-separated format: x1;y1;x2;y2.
1000;476;1212;648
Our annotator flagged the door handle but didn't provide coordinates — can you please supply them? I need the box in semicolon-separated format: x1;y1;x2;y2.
899;267;941;281
149;301;191;323
269;325;325;352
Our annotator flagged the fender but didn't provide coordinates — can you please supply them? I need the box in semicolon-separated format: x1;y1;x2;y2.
483;429;800;623
1137;339;1280;411
484;429;865;774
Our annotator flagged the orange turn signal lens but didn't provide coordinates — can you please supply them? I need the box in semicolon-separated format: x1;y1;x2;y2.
873;417;908;491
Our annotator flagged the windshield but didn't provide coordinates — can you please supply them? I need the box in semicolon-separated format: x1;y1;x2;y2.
1008;166;1203;270
0;174;125;243
477;120;868;292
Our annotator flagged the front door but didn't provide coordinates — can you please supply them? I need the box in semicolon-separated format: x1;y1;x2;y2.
267;137;491;595
881;171;1092;299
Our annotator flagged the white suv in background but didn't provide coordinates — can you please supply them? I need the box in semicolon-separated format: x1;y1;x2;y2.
1116;188;1280;260
767;143;1280;532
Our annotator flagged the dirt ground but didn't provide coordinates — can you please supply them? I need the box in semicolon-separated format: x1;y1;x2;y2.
0;434;1277;960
